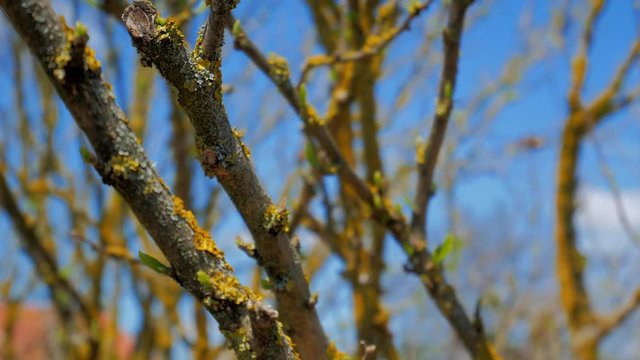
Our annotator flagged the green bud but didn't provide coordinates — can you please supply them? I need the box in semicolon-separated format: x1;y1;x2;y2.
138;251;170;275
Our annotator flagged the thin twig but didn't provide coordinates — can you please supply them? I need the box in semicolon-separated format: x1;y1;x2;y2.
298;0;436;85
411;0;473;246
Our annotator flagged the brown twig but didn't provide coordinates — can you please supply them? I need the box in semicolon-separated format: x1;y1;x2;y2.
410;0;473;246
122;2;327;358
555;2;640;359
0;0;297;357
227;2;496;358
298;0;436;86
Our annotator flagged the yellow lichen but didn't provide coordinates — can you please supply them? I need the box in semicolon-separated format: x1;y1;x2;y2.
279;322;301;360
196;58;210;72
262;204;290;234
183;79;197;92
326;342;349;360
209;270;251;305
197;269;252;306
232;128;251;159
54;17;101;79
172;196;226;262
415;136;426;164
156;16;186;46
84;46;101;72
108;155;140;180
221;326;252;354
267;53;290;83
53;50;71;80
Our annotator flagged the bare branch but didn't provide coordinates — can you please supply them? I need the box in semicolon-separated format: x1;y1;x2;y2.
568;0;607;110
201;0;237;63
595;288;640;341
226;2;497;358
411;0;473;246
122;2;329;357
299;0;436;85
0;172;94;328
0;0;297;358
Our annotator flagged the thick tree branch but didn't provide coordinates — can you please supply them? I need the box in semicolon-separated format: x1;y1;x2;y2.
555;3;640;360
122;2;328;358
0;1;296;358
201;0;237;63
227;2;496;358
227;15;377;212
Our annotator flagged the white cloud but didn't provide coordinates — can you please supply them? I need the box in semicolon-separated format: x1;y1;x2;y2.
576;186;640;256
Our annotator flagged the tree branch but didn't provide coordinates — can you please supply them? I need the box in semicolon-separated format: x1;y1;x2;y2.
410;0;473;246
0;0;297;358
298;0;436;86
0;172;94;333
595;288;640;341
122;2;329;358
568;0;606;111
226;2;496;358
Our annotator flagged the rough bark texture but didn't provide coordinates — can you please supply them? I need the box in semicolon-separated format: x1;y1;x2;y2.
0;1;297;358
122;2;328;358
227;1;497;358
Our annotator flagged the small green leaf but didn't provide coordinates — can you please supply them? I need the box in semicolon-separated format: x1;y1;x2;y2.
432;234;455;264
444;81;452;100
260;278;273;290
232;19;242;37
79;146;93;163
298;83;307;105
138;251;170;275
75;21;87;37
432;233;465;267
305;141;318;168
197;270;213;289
373;170;384;188
373;193;382;209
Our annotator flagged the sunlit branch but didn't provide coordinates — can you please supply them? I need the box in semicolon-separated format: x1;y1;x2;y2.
411;0;473;246
122;1;328;357
226;1;496;357
0;0;297;358
298;0;436;86
568;0;607;110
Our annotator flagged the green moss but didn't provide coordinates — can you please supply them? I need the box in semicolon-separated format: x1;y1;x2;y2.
155;15;167;26
74;21;87;37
